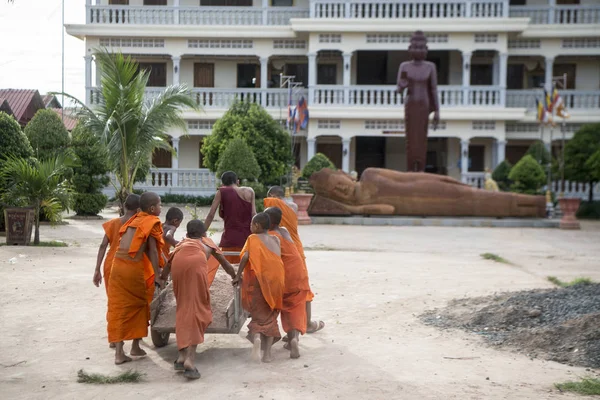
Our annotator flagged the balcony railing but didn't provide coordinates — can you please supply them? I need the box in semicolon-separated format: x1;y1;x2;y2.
506;90;600;110
310;0;508;19
312;85;502;107
88;5;309;25
509;5;600;24
103;169;218;197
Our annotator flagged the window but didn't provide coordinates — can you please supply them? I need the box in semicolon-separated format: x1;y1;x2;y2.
470;65;493;86
507;64;524;90
237;64;258;88
271;0;293;6
138;63;167;87
317;64;337;85
509;0;526;5
317;120;341;129
152;140;172;168
144;0;167;5
109;0;129;4
285;64;308;87
200;0;252;5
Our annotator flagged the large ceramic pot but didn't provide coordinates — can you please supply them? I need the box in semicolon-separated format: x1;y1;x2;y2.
291;193;314;225
558;198;581;230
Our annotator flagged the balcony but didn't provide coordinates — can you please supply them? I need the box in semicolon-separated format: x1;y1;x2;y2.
88;5;309;25
509;5;600;25
506;90;600;110
312;86;503;107
310;0;508;19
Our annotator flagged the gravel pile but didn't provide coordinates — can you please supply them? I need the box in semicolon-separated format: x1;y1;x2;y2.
421;283;600;368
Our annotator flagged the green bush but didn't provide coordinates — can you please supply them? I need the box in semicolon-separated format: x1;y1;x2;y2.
24;109;70;159
216;137;261;180
492;160;512;191
576;201;600;219
508;154;546;195
526;141;551;166
564;123;600;202
160;193;215;206
255;199;265;213
202;101;292;185
0;112;34;231
73;193;109;216
302;153;336;179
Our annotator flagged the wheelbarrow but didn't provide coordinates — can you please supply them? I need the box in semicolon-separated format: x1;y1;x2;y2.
150;251;248;348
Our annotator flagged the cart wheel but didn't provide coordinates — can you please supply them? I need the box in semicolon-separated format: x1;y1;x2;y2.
151;329;170;348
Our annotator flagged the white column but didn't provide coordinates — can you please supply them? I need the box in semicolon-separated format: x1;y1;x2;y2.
86;0;92;23
172;56;181;86
461;139;470;182
262;0;269;25
499;52;508;107
342;138;351;173
545;56;554;92
260;56;269;107
95;58;101;86
496;139;506;168
465;0;472;17
307;137;316;161
548;0;556;24
462;51;472;106
343;52;352;105
85;55;92;105
307;52;317;105
174;0;180;25
172;137;180;187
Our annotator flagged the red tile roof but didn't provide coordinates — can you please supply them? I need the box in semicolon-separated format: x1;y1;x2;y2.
50;108;78;131
0;89;39;122
43;94;62;108
0;98;14;116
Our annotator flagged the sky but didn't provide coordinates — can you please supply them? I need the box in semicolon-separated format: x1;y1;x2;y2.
0;0;85;104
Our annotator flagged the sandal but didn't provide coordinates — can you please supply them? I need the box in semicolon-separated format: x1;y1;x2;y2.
307;320;325;334
174;360;184;371
184;367;201;380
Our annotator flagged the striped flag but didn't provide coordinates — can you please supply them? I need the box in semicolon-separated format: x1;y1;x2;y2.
295;96;309;132
536;99;553;125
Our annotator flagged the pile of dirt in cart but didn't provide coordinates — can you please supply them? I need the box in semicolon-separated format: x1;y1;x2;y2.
420;283;600;368
152;270;234;331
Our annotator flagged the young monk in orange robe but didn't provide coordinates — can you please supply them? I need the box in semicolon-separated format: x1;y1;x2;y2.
265;207;310;359
234;212;285;363
160;220;236;380
107;192;165;365
93;194;140;348
264;186;325;334
161;207;183;263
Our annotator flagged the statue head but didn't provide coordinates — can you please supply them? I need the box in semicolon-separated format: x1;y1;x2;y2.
309;168;356;204
409;30;428;62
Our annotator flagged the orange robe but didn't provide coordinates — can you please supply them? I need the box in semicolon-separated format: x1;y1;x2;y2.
240;234;285;341
169;238;212;350
202;237;226;287
264;197;314;302
102;218;122;295
107;212;165;343
270;230;310;335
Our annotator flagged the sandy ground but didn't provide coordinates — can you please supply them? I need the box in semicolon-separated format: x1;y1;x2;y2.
1;207;599;400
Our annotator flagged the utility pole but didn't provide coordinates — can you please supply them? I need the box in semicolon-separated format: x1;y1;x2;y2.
279;73;303;193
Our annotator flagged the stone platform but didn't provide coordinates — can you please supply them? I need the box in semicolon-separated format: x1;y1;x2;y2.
311;216;560;228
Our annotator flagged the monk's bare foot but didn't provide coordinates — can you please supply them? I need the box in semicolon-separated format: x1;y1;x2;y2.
115;354;132;365
109;342;116;349
251;334;261;363
307;320;325;334
283;342;290;351
262;351;273;363
130;348;147;357
289;338;300;359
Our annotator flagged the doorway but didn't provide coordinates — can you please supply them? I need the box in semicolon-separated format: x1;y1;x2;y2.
316;140;342;169
355;137;386;176
356;51;388;85
138;62;167;87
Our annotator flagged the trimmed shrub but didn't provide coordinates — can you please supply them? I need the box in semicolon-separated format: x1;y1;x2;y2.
24;109;70;159
302;153;336;179
526;141;551;166
160;194;215;206
492;160;512;191
576;201;600;220
508;154;546;195
564;123;600;202
73;193;108;216
216;137;261;180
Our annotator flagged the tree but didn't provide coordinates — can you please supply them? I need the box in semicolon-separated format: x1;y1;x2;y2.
302;153;336;180
202;101;292;185
564;123;600;202
508;154;546;195
24;109;70;159
525;141;551;166
492;160;512;192
63;50;198;208
586;149;600;184
71;125;110;216
1;155;73;245
216;137;261;180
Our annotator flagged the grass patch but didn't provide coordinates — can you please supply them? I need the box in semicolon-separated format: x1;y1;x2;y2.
547;276;594;287
555;377;600;395
0;241;68;247
77;369;144;384
480;253;510;264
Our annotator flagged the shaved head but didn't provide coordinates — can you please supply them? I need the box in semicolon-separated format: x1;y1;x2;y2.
140;192;160;213
186;219;206;239
124;194;140;212
268;186;285;198
264;207;282;227
252;212;271;231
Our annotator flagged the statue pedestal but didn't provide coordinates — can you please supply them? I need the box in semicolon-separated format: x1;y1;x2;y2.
291;194;314;225
558;198;581;230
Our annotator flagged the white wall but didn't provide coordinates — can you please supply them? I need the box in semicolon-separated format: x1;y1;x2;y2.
447;138;461;180
178;135;202;168
385;137;405;171
576;60;600;90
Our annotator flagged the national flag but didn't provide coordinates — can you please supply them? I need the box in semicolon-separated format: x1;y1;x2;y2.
287;85;294;131
536;98;553;125
295;96;309;132
550;87;563;112
544;89;553;112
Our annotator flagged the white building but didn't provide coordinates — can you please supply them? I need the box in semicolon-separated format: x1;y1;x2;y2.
66;0;600;196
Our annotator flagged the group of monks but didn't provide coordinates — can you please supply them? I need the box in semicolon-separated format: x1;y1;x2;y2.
93;171;324;380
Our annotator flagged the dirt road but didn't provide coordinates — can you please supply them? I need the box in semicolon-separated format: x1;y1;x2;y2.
1;210;599;399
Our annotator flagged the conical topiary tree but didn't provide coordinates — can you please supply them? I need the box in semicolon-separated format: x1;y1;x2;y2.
24;109;70;160
216;137;261;181
492;160;512;191
508;154;546;195
302;153;335;179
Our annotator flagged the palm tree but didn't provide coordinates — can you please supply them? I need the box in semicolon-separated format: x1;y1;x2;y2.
1;156;73;245
62;50;199;208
